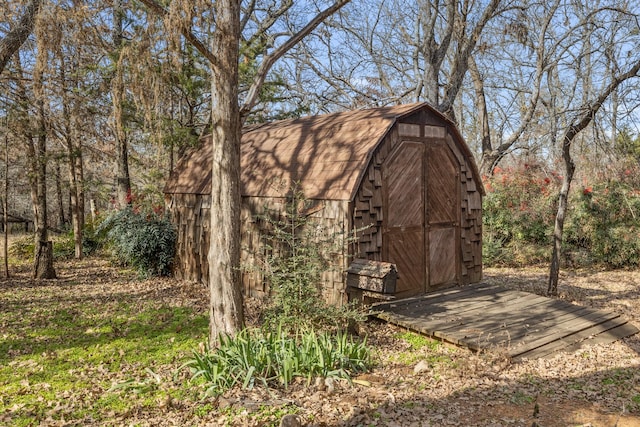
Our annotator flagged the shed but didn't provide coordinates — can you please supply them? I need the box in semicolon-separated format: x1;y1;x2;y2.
164;102;484;305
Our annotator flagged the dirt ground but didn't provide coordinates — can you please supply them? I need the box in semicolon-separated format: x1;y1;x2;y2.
174;267;640;427
3;260;640;426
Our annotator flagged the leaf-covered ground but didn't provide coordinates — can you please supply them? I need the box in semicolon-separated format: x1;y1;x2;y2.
1;260;639;426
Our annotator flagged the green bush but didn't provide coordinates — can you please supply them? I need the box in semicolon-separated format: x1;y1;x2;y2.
97;206;176;277
482;163;560;266
484;162;640;269
7;235;34;261
184;325;372;396
249;184;363;333
566;178;640;268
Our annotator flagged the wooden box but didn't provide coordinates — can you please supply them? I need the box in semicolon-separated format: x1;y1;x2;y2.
346;259;397;294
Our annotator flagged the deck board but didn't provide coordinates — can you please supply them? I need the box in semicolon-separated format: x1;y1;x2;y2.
373;283;638;359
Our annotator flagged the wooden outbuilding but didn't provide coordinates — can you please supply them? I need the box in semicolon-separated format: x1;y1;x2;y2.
164;102;484;305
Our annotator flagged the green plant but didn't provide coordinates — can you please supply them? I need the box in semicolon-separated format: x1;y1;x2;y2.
396;331;440;351
566;178;640;268
97;206;176;277
8;235;34;260
482;163;559;267
183;325;372;397
250;183;363;333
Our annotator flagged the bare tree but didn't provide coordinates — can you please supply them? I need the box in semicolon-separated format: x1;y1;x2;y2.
546;5;640;295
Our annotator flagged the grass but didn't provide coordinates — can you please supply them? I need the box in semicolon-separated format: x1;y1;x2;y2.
389;331;457;369
0;258;208;426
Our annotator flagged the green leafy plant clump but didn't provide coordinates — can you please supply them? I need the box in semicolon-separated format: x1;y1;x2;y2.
184;325;372;397
97;205;176;277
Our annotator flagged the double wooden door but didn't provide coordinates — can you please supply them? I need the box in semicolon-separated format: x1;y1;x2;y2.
383;139;459;298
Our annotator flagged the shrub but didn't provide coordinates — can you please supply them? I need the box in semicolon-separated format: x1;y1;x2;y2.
183;325;372;396
566;178;640;268
8;235;34;261
248;184;363;333
97;206;176;277
484;161;640;269
482;163;560;266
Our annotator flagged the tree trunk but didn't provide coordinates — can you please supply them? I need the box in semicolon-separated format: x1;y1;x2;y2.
0;0;41;74
59;53;84;258
55;161;65;229
547;138;575;296
32;16;55;280
3;134;8;278
34;240;56;279
112;0;131;208
468;55;494;176
208;0;244;346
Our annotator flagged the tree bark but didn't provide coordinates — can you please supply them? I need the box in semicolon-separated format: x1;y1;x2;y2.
208;0;244;345
55;162;65;229
112;0;131;208
0;0;42;74
3;134;9;278
547;135;575;296
59;52;84;258
31;12;56;280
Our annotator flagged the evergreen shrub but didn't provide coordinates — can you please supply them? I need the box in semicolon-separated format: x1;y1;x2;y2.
248;184;363;333
98;205;176;277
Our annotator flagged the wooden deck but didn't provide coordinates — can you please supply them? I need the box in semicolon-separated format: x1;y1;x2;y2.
372;283;639;360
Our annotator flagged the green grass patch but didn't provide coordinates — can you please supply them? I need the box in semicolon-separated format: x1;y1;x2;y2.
395;331;441;351
0;267;208;426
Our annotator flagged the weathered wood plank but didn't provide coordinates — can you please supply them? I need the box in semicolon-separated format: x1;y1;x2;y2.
372;283;500;312
374;283;638;359
517;319;639;360
440;304;602;350
384;286;528;318
506;310;622;357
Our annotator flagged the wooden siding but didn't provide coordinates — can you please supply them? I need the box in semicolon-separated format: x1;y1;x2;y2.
167;193;350;305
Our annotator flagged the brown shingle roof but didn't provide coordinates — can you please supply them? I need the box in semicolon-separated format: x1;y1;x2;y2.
165;103;429;200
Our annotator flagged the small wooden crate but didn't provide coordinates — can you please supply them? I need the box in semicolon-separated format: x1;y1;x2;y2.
347;259;397;294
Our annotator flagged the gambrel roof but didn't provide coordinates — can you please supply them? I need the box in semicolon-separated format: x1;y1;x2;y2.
164;102;482;201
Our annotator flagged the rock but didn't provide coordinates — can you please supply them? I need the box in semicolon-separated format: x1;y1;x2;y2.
280;414;302;427
315;376;326;391
324;377;335;394
413;360;431;374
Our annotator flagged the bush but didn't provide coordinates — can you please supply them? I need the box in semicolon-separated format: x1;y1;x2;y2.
484;161;640;269
482;163;560;266
184;325;372;396
566;178;640;268
97;206;176;277
249;184;363;333
8;235;34;261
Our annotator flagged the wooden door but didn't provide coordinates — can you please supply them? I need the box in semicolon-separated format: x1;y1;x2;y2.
426;142;459;288
383;141;426;297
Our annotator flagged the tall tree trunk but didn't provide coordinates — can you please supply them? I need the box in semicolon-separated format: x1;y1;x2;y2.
55;161;65;229
3;134;8;278
112;0;131;208
468;55;493;176
208;0;244;346
59;53;83;258
31;13;55;279
547;136;575;296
